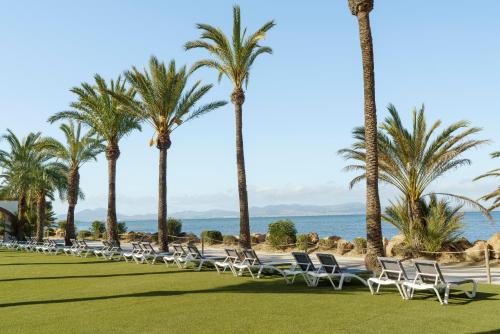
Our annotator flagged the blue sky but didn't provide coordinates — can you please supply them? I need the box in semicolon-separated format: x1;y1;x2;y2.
1;0;499;215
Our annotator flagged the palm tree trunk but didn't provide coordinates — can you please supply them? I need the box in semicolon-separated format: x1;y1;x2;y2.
105;144;120;245
349;0;384;270
231;88;251;249
16;194;26;240
35;192;45;242
65;166;79;245
157;135;170;251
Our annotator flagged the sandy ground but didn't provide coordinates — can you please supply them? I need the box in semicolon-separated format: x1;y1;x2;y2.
85;240;500;285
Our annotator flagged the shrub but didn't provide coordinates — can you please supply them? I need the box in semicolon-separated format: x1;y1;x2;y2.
167;218;182;241
267;219;297;250
91;220;105;239
78;230;91;239
117;222;128;234
223;235;238;245
201;230;223;245
58;220;67;231
183;232;199;244
296;234;309;251
353;237;367;254
384;195;464;254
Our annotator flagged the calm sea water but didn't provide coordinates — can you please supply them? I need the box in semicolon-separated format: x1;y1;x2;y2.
76;212;499;242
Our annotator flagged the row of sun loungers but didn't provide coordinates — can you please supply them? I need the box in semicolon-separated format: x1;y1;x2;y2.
1;237;478;304
368;257;477;305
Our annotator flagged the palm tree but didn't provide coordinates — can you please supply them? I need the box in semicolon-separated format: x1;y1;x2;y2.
48;75;141;244
122;56;226;251
185;5;275;248
347;0;383;269
28;154;67;242
339;104;490;248
44;121;104;245
474;151;500;211
0;130;44;239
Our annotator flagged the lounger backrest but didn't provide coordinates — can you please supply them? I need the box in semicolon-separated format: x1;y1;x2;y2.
225;248;239;261
316;253;341;274
141;242;155;253
378;257;408;280
242;249;261;265
131;242;141;252
187;245;203;259
413;260;445;284
292;252;316;271
173;244;186;256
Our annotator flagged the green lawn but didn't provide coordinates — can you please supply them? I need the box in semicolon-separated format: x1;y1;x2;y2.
0;250;499;334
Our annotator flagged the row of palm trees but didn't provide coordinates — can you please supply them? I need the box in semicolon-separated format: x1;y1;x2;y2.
0;6;273;251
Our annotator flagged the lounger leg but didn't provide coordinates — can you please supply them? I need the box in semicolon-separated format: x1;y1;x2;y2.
368;280;375;295
433;287;444;305
336;275;345;291
444;285;451;304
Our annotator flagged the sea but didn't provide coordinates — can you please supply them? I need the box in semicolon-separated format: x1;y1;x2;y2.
76;211;500;242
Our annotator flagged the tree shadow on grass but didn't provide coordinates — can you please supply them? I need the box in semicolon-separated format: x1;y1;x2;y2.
0;269;192;283
0;278;496;309
0;261;109;266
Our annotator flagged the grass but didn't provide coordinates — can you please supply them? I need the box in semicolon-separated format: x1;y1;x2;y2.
0;250;499;334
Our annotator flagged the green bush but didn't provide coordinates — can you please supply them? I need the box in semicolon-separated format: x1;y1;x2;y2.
117;222;128;234
223;235;238;245
78;230;91;239
353;237;367;254
58;220;67;231
167;218;182;240
91;220;105;239
296;234;309;251
201;230;223;245
318;238;337;250
267;219;297;249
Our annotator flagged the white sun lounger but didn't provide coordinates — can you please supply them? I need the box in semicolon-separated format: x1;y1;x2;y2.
312;253;372;290
403;259;477;305
367;257;409;299
185;245;225;271
123;242;143;262
133;242;170;264
233;249;292;282
163;244;189;268
215;249;245;275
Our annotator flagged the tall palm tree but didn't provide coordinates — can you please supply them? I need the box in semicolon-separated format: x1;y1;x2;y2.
339;104;490;248
48;75;141;244
0;130;44;239
28;155;67;242
474;151;500;211
44;121;104;245
347;0;383;269
185;5;275;248
122;56;226;251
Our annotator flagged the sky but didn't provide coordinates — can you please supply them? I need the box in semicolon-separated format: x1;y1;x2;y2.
0;0;499;215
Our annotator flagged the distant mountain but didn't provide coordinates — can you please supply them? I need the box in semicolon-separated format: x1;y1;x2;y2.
59;202;367;222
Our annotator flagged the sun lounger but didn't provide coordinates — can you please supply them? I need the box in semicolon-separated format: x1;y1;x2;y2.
367;257;409;299
101;240;123;261
63;239;79;255
123;242;143;262
233;249;292;282
215;249;245;275
163;244;189;268
283;252;318;286
185;245;225;271
312;253;372;290
133;242;170;264
403;259;477;305
94;241;111;258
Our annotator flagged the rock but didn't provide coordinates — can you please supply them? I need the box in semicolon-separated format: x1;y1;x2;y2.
336;239;354;255
465;240;486;262
487;233;500;259
307;232;319;244
386;235;406;257
251;233;266;244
